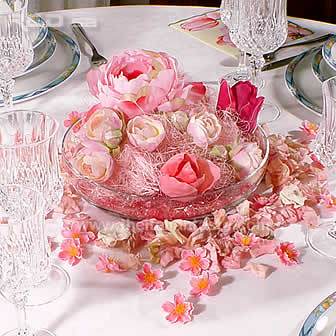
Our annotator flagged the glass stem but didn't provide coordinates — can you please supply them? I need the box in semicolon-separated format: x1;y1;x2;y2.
15;292;32;336
0;78;15;109
249;54;265;89
237;51;248;74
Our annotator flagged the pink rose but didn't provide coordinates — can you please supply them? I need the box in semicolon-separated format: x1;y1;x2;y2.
85;105;124;149
217;80;264;134
126;115;165;152
187;112;222;148
230;142;263;179
74;142;114;183
159;153;220;199
87;49;206;119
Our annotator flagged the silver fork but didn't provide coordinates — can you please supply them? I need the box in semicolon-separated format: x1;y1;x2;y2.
71;23;108;67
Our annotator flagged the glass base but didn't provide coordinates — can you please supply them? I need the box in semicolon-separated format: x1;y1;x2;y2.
2;329;55;336
1;265;70;307
307;221;336;259
258;102;281;125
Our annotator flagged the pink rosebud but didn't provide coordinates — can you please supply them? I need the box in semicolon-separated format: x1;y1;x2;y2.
126;115;165;152
136;262;164;291
85;106;124;149
159;153;220;200
58;239;83;266
74;142;114;183
162;293;194;324
187;112;222;148
230;142;263;179
275;242;300;266
217;80;264;134
190;271;219;296
179;247;210;275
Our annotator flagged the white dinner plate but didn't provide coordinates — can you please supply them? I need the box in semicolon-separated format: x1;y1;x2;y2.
0;28;80;106
322;35;336;72
285;47;323;115
312;48;336;82
30;14;48;49
16;29;57;78
299;291;336;336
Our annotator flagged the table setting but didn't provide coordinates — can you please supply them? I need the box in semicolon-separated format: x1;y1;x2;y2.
2;1;336;336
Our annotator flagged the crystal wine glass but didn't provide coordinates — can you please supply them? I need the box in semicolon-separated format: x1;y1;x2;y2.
229;0;288;89
0;110;70;306
307;75;336;259
0;185;55;336
0;0;33;108
220;0;250;84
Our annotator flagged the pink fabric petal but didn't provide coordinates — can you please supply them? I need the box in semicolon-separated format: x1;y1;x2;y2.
162;302;175;313
181;249;194;259
181;16;219;31
200;258;211;270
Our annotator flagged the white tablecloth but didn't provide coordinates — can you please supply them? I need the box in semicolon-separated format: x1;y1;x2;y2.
1;6;336;336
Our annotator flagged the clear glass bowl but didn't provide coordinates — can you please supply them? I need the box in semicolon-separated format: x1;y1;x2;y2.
61;124;269;221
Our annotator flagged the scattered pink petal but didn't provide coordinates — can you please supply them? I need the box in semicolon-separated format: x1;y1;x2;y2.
190;271;219;296
250;239;277;258
300;120;318;137
136;262;164;291
275;242;300;266
243;262;272;279
58;239;83;266
48;236;58;252
300;206;320;228
180;16;218;32
179;247;210;275
162;293;194;324
96;254;127;273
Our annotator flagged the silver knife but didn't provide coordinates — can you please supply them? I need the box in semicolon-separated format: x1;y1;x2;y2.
262;55;298;71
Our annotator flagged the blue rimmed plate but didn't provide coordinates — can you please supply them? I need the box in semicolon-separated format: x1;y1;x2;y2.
30;14;48;49
17;30;57;78
299;292;336;336
0;28;80;106
312;48;336;82
285;46;323;115
323;35;336;72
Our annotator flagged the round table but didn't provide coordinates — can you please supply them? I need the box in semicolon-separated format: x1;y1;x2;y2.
1;5;336;336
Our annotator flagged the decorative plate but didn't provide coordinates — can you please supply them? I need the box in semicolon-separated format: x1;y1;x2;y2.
312;48;336;82
30;14;48;49
17;29;57;78
299;291;336;336
0;28;80;106
285;46;323;115
322;35;336;72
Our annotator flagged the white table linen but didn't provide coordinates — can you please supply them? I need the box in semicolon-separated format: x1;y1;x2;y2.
1;6;336;336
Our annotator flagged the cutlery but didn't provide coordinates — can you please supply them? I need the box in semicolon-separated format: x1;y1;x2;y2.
264;33;333;62
262;55;298;71
71;23;107;67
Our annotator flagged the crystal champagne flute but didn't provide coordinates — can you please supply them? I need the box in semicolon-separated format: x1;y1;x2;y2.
0;0;33;108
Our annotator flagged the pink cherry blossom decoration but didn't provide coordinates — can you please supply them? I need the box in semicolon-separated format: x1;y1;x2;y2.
96;255;127;273
162;293;194;324
275;242;300;266
136;262;164;291
64;111;82;132
179;247;210;275
58;239;83;266
300;120;318;137
190;271;219;296
61;217;96;245
233;232;259;250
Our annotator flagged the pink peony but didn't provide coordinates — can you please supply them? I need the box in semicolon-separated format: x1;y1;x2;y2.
74;141;114;183
96;255;127;273
180;16;219;31
85;105;124;149
136;262;164;291
187;112;222;148
275;242;300;266
190;271;219;296
159;153;220;199
162;293;194;324
86;49;206;119
230;142;263;179
217;80;264;134
126;115;165;152
179;247;210;275
58;239;83;266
